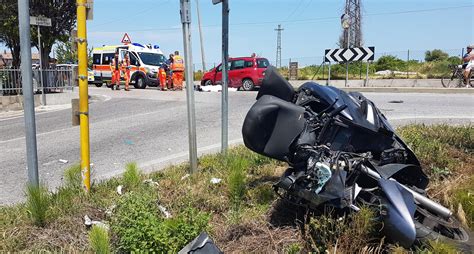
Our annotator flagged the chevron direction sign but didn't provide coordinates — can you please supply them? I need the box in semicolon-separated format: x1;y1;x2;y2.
325;46;375;63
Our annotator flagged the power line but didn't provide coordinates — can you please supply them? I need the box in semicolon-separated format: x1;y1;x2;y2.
285;0;305;21
92;4;473;33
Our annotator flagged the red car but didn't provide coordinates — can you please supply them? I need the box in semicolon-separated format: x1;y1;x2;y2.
201;57;270;91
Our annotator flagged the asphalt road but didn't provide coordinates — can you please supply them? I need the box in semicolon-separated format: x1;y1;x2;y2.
1;87;473;205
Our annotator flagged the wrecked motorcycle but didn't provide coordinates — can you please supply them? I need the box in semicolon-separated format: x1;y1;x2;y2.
242;67;470;248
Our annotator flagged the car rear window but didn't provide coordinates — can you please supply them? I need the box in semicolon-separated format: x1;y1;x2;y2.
257;58;269;68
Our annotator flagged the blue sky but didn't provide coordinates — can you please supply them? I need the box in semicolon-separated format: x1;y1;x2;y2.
7;0;474;67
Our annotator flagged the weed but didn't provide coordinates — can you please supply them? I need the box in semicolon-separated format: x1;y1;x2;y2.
25;184;50;227
452;176;474;227
227;156;248;212
285;243;302;254
89;225;110;254
64;164;82;190
122;162;141;189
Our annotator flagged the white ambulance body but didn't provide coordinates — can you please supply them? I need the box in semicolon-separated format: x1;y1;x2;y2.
92;43;166;89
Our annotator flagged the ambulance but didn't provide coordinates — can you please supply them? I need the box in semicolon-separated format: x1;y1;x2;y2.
91;43;166;89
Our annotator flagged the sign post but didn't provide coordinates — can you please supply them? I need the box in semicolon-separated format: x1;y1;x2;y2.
19;0;39;186
30;15;51;106
180;0;198;173
213;0;229;154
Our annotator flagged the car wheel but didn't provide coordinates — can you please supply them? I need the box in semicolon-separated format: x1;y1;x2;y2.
136;75;146;89
95;83;103;87
241;79;254;91
204;80;213;86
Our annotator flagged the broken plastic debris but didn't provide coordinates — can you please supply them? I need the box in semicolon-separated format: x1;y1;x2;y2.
143;179;159;187
181;174;190;180
105;205;116;217
124;139;134;145
116;185;123;195
84;215;109;230
58;159;68;164
84;215;92;226
167;148;172;151
200;85;238;92
158;204;172;218
210;178;222;184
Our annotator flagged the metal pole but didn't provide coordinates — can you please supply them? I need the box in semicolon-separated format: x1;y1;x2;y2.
180;0;198;173
18;0;39;186
195;0;206;72
327;62;331;85
365;61;369;87
77;0;91;191
345;27;350;87
407;49;410;79
221;0;229;154
37;25;46;105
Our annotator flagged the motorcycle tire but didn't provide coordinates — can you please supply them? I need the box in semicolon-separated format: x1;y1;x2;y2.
414;206;472;251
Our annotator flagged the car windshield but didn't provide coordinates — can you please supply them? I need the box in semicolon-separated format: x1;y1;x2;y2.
137;52;166;66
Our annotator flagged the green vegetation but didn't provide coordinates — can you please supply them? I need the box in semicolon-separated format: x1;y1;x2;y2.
122;162;141;189
1;125;472;252
89;225;110;254
272;49;463;80
25;184;51;227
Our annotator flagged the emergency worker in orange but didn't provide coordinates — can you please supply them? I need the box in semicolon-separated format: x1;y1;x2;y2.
158;63;167;91
171;51;185;90
122;52;131;91
110;52;121;90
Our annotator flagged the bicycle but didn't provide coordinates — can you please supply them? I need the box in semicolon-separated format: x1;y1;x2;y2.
441;64;473;88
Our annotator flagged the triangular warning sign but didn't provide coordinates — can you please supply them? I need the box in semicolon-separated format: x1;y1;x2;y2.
121;33;132;44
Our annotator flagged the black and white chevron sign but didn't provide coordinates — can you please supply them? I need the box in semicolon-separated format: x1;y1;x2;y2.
324;46;375;63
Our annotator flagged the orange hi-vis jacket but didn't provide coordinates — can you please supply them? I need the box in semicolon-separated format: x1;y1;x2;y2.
171;55;185;71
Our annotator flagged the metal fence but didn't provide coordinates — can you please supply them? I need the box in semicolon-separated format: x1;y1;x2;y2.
0;68;75;96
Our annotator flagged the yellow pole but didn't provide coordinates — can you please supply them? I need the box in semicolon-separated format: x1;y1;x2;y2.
76;0;90;192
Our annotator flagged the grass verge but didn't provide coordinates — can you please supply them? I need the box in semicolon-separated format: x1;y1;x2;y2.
0;124;472;252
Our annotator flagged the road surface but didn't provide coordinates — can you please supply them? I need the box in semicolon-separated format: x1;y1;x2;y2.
1;87;473;204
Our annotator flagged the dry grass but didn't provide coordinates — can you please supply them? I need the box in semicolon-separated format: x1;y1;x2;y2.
1;125;473;252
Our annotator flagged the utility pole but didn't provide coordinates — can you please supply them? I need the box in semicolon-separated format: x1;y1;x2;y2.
76;0;91;191
275;24;283;68
18;0;39;186
341;0;362;48
195;0;207;72
180;0;198;172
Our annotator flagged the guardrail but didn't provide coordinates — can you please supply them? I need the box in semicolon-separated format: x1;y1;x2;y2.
0;68;75;96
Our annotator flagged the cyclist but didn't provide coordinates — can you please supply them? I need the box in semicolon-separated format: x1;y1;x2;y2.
462;45;474;85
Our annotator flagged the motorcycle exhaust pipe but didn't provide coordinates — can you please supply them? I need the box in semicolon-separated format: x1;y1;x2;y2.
361;166;452;219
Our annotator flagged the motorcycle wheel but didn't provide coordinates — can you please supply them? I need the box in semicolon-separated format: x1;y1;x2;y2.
414;206;471;246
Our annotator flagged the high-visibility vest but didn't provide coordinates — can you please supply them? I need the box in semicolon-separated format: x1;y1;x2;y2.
171;55;185;71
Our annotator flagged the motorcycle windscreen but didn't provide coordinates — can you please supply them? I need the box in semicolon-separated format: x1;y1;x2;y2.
242;95;306;161
256;66;295;102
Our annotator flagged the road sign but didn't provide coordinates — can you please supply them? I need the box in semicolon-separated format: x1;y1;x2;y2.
121;33;131;44
289;61;298;80
30;16;51;27
325;46;375;63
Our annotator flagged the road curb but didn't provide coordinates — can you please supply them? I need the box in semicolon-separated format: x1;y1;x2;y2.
338;87;474;94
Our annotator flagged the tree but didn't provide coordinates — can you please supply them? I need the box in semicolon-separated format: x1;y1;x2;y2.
0;0;77;68
55;41;93;66
30;0;77;69
374;55;405;71
425;49;449;62
0;1;20;67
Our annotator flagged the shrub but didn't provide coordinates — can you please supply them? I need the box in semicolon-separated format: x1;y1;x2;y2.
25;184;50;227
89;225;110;254
122;162;141;189
111;191;209;252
